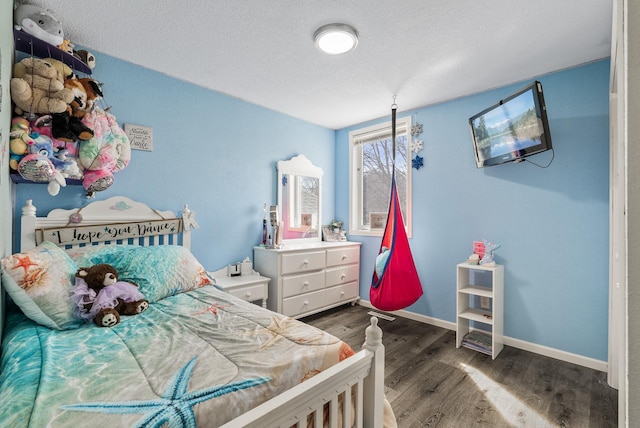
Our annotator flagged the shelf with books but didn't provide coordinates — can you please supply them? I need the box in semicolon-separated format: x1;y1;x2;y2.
460;330;493;356
456;262;504;359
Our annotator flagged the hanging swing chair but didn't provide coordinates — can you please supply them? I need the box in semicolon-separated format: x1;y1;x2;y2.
370;101;423;311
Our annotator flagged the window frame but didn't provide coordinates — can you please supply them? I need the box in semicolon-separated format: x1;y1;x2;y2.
348;116;413;237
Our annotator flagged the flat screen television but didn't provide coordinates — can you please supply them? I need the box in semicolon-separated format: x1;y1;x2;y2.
469;81;553;168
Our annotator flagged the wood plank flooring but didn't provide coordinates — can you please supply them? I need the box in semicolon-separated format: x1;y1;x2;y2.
301;304;618;428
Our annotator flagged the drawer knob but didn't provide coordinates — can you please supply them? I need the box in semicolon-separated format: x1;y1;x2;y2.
303;301;309;306
340;274;346;280
342;255;347;260
245;292;252;298
302;281;309;288
340;291;345;296
303;260;309;265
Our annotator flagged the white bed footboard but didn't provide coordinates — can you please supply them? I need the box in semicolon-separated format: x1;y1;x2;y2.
222;317;386;428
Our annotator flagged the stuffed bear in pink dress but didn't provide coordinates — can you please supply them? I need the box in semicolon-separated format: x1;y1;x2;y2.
71;264;148;327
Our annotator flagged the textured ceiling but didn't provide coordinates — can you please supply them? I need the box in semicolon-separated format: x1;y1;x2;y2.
21;0;612;129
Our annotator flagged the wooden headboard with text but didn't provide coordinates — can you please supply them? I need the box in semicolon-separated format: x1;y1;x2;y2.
20;196;196;252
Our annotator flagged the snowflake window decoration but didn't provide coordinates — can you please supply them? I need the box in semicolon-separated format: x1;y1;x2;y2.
410;139;423;154
412;155;424;170
410;120;425;169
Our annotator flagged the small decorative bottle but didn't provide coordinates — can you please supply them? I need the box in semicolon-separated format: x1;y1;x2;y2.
261;203;268;246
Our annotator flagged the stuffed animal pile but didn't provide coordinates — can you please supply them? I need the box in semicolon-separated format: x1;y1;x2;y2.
9;4;130;197
71;264;149;327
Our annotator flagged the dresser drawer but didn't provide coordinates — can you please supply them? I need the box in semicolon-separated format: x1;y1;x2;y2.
326;246;360;267
282;289;326;317
282;271;325;298
326;281;359;305
226;283;267;302
281;251;325;275
325;264;359;287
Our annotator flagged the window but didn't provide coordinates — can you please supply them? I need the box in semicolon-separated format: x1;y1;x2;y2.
349;116;412;237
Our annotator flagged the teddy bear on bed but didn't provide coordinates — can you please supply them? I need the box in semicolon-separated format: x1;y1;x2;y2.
71;264;149;327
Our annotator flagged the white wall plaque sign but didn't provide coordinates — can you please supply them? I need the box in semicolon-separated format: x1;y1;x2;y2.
124;123;153;151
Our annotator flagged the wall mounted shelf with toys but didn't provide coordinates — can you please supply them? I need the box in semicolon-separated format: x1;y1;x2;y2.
11;27;90;191
10;5;131;198
10;173;81;186
13;29;92;75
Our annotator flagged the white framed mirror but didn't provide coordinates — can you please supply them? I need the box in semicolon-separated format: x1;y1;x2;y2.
277;154;323;244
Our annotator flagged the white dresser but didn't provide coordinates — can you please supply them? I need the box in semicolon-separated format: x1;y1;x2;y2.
253;242;361;318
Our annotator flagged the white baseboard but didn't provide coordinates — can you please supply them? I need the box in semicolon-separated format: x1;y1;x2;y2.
357;300;607;372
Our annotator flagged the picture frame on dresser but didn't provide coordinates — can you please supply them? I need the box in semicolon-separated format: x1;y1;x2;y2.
322;225;340;241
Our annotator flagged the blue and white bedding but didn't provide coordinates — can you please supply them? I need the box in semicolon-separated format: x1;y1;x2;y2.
0;243;354;427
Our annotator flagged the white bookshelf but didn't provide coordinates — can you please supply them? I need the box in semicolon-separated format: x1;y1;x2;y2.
456;263;504;359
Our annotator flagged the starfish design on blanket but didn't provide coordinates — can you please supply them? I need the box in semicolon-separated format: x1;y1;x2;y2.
61;357;271;427
251;316;294;349
11;255;38;273
253;316;322;349
193;303;228;316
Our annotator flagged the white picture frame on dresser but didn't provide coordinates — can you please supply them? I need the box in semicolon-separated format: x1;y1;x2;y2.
254;241;361;318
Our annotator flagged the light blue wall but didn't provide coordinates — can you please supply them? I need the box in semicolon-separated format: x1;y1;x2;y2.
10;48;609;361
335;60;610;361
12;52;336;271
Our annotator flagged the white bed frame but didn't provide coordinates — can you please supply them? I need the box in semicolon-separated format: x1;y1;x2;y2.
17;196;388;428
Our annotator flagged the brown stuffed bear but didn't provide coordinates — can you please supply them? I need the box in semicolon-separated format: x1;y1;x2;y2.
10;57;74;115
73;264;149;327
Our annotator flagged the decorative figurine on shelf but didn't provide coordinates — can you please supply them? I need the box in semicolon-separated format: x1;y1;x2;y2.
330;219;343;233
480;241;501;267
466;253;480;265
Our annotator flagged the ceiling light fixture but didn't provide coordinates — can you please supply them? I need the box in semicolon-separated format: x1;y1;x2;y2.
313;23;359;55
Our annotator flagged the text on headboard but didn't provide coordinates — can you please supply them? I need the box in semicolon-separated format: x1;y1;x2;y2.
38;219;183;245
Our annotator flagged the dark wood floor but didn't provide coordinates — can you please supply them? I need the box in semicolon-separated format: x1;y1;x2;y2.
302;304;618;428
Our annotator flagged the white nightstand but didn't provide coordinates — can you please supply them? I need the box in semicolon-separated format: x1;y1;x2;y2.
208;267;270;308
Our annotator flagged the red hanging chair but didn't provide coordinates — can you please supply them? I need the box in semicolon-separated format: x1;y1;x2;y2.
370;104;423;311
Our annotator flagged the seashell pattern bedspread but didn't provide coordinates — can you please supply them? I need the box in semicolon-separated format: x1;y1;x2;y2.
0;285;355;427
